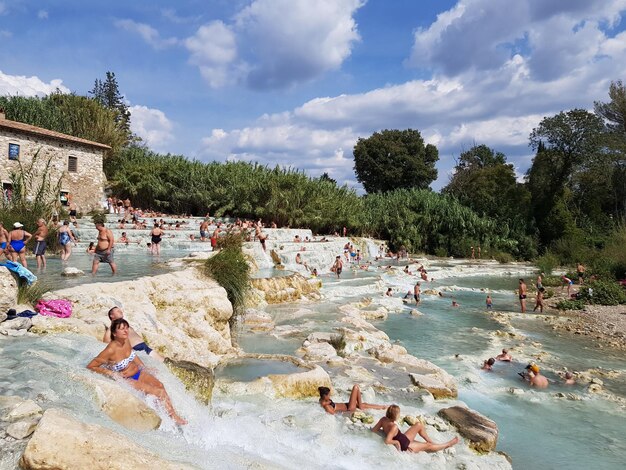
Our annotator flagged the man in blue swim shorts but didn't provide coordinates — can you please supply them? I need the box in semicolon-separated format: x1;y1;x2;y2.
103;306;164;362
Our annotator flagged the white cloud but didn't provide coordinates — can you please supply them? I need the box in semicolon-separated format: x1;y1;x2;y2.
185;21;239;88
186;0;364;89
115;19;179;49
0;70;69;96
0;30;11;38
234;0;365;89
37;10;48;20
408;0;626;80
129;105;174;151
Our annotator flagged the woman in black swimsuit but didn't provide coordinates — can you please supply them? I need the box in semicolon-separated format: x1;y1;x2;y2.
318;384;386;414
371;405;458;452
150;224;163;255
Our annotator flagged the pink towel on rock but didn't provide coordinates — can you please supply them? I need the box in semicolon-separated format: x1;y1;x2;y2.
35;299;72;318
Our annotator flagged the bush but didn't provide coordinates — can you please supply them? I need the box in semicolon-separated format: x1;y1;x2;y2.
534;252;559;275
17;281;50;306
555;299;586;310
542;275;562;287
492;251;514;263
202;240;250;325
543;288;555;299
579;279;626;306
433;248;448;258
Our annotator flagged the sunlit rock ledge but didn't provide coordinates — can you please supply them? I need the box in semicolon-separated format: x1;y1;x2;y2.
31;267;236;368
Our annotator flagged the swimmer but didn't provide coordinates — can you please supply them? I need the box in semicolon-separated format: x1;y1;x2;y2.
88;318;186;425
318;385;386;415
482;358;495;371
523;364;549;388
486;295;493;309
371;405;459;453
385;287;393;297
563;371;576;385
495;349;512;361
451;301;459;307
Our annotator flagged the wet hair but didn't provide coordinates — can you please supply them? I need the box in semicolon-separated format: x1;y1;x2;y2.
487;357;495;366
386;405;400;420
502;349;508;354
110;318;129;340
107;306;121;320
318;386;331;399
519;278;524;282
565;371;573;379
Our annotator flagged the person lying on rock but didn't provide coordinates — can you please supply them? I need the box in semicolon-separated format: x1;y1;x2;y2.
371;405;458;453
103;307;163;362
318;385;387;414
88;318;187;425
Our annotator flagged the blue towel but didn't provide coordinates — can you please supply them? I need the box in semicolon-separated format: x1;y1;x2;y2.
0;261;38;285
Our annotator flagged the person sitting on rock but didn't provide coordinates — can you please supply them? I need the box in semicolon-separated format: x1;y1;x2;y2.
496;349;512;361
88;318;186;425
371;405;458;453
103;307;163;362
318;385;386;415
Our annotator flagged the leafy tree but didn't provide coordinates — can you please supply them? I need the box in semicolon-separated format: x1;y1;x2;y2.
594;80;626;135
0;94;130;159
353;129;438;193
89;71;131;134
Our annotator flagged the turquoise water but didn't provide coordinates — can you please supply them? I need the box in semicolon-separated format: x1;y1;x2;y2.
376;279;626;470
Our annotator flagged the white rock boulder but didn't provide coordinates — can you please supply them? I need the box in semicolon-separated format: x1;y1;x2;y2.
19;408;197;470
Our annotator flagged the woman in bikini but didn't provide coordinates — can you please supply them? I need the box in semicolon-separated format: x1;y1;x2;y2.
8;222;32;267
318;384;386;414
86;318;186;425
371;405;458;453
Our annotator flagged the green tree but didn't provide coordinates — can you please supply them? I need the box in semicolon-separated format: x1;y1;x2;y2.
89;71;131;134
353;129;438;193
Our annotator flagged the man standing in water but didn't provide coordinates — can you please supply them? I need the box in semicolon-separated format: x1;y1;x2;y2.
331;255;343;278
92;221;117;275
414;282;421;304
199;219;209;242
32;218;48;269
518;279;527;313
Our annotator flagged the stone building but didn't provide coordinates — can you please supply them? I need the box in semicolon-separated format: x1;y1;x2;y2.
0;110;109;212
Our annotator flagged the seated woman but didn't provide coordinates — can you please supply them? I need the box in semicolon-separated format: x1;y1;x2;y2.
319;384;386;414
86;318;186;425
372;405;458;452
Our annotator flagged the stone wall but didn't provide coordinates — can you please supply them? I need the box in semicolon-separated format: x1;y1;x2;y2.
0;128;105;212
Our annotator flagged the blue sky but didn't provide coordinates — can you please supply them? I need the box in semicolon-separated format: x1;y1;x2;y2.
1;0;625;190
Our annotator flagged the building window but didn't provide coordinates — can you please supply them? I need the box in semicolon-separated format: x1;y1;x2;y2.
68;156;78;172
8;143;19;160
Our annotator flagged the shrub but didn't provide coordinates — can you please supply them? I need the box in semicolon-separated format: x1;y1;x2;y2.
541;275;562;287
543;288;555;299
202;239;250;326
329;334;346;357
579;279;626;306
534;252;559;275
555;299;586;310
492;251;514;263
17;281;50;306
434;247;448;258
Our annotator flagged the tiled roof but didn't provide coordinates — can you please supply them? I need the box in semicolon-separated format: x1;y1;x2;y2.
0;118;111;150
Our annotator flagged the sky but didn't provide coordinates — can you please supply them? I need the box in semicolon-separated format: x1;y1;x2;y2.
1;0;626;190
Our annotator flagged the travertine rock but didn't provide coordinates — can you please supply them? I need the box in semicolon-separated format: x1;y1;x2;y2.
438;405;499;453
19;409;196;470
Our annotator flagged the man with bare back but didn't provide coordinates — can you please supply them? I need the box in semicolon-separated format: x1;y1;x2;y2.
92;221;117;275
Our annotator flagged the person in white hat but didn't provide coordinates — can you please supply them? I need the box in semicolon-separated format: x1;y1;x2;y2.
8;222;32;267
